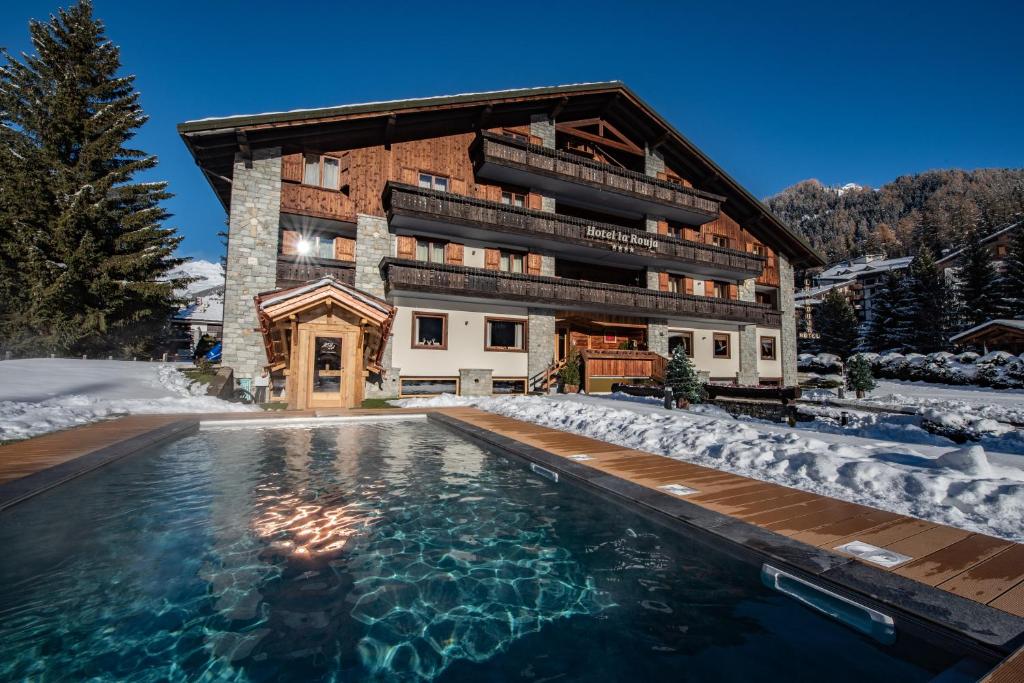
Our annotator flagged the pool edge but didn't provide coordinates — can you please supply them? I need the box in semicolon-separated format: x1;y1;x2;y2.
426;411;1024;662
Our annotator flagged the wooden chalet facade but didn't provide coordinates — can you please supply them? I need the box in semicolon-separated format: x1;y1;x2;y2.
180;82;822;407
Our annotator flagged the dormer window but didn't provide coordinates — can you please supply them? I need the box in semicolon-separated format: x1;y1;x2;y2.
710;234;730;249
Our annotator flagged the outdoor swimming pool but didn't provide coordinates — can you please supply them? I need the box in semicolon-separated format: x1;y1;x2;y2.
0;418;979;681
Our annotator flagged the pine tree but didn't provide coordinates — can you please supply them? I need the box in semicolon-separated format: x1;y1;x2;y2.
865;270;903;351
0;1;186;357
1003;223;1024;319
845;354;877;398
904;247;955;353
665;345;704;404
957;228;1005;328
815;289;860;359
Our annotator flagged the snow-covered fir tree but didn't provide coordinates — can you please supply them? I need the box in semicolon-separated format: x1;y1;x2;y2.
957;228;1006;328
665;346;704;404
815;289;859;359
1003;223;1024;319
902;247;956;353
0;0;186;356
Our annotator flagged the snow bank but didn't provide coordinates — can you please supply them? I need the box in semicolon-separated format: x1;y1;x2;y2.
859;350;1024;389
798;353;843;374
0;359;255;441
392;394;1024;541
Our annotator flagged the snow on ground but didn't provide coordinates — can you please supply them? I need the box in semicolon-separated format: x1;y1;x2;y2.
0;359;255;441
393;393;1024;542
856;379;1024;425
167;259;224;295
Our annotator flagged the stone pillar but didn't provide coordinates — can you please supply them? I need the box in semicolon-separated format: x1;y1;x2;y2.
644;146;665;178
538;254;556;276
459;369;493;397
354;214;397;398
530;114;557;213
222;147;282;385
779;254;798;387
736;277;759;386
528;307;556;392
645;216;662;290
647;318;669;357
354;214;390;297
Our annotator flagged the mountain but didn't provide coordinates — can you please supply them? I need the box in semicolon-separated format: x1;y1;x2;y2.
167;259;224;296
765;170;1024;264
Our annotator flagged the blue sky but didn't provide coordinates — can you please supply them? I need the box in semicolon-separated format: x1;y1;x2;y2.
2;1;1022;262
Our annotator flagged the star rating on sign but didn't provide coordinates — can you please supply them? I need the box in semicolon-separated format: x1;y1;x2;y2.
610;244;636;253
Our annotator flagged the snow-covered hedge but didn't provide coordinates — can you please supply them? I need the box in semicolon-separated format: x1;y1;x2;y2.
854;350;1024;389
797;352;843;374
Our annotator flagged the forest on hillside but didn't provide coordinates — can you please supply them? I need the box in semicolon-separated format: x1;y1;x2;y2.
765;169;1024;263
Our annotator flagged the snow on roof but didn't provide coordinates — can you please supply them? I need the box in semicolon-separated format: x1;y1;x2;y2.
174;289;223;324
950;318;1024;342
180;82;618;128
258;277;391;315
795;280;855;303
936;219;1023;266
816;255;912;282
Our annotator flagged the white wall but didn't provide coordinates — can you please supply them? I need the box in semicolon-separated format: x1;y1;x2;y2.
666;321;738;380
391;296;530;378
756;327;782;379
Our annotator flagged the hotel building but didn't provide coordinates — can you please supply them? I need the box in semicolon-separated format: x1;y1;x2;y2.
179;83;823;409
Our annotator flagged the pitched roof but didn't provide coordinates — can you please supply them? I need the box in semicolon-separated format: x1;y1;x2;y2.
816;255;912;282
179;82;823;266
950;318;1024;343
936;219;1022;267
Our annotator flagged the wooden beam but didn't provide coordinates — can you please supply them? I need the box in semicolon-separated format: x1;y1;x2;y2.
383;114;396;150
650;130;671;151
236;130;252;168
550;96;569;120
555;124;643;156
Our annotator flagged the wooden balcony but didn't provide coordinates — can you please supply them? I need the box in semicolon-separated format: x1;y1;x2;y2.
276;255;355;286
385;183;765;278
472;131;724;225
381;258;781;327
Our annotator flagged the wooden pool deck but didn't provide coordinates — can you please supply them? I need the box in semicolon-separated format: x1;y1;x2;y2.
1;405;1023;670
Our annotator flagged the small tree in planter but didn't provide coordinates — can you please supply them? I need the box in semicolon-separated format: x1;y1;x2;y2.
665;346;704;408
845;354;877;398
559;347;581;393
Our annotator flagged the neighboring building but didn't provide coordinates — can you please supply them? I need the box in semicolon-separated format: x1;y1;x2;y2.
795;254;912;337
170;284;224;359
179;82;823;408
937;219;1022;274
950;319;1024;355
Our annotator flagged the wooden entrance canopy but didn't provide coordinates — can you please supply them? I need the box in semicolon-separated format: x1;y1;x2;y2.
950;319;1024;355
255;278;395;408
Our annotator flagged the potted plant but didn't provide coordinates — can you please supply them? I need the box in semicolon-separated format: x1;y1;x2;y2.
559;347;581;393
845;354;877;399
665;346;704;408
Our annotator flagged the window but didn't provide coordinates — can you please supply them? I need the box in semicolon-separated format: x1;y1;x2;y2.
750;243;765;257
502;130;529;143
760;336;777;360
302;154;341;189
996;244;1008;258
501;190;527;208
418;172;449;192
666;274;687;293
485;317;526;351
756;291;773;306
498;250;525;273
713;333;731;359
669;332;693;358
412;312;447;349
709;281;727;298
295;234;336;259
710;235;731;249
493;378;527;394
400;378;458;396
415;238;446;264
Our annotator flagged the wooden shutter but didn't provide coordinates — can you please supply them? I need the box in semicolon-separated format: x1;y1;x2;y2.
658;272;669;292
529;194;543;210
397;235;416;260
728;284;738;300
450;178;468;195
684;277;694;295
658;220;668;235
484;248;500;270
281;230;300;255
281;155;303;183
527;253;542;275
445;242;464;265
334;236;355;262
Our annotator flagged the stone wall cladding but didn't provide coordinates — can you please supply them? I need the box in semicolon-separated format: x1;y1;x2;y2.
355;213;396;398
645;146;665;177
539;254;556;277
527;308;556;391
647;318;669;357
736;277;759;385
779;254;798;386
530;115;556;149
645;217;662;290
459;368;493;397
222;147;282;384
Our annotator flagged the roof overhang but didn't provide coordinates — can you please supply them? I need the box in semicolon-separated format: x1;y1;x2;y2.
179;81;824;267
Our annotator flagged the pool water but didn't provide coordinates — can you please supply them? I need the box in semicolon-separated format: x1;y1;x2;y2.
0;419;967;681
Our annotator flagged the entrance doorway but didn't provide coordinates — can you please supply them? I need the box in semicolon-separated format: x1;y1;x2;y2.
298;327;359;409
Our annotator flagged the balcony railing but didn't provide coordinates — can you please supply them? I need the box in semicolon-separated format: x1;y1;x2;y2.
381;258;781;327
385;183;765;277
276;255;355;285
473;132;724;224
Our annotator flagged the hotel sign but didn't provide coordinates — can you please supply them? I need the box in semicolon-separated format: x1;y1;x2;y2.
585;225;659;254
